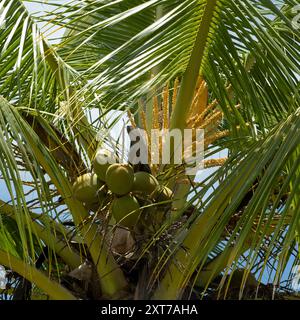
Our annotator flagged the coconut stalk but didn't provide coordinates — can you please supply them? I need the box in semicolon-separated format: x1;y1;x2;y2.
167;0;220;213
169;0;219;131
152;1;227;298
0;200;82;270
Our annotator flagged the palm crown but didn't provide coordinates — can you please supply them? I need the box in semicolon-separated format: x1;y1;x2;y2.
0;0;299;300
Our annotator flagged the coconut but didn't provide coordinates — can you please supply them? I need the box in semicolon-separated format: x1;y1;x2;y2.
155;185;173;202
84;195;105;212
111;195;140;228
72;173;103;203
132;172;159;196
93;148;117;181
105;163;134;195
84;201;100;212
83;189;106;212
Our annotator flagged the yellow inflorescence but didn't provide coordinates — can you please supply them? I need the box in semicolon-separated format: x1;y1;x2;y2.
162;84;169;130
136;77;230;170
172;78;180;111
127;110;137;129
204;158;228;168
152;95;160;130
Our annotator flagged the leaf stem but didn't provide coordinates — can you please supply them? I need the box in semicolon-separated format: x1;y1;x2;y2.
0;249;76;300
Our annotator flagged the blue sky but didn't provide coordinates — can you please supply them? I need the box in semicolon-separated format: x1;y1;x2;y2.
24;0;68;41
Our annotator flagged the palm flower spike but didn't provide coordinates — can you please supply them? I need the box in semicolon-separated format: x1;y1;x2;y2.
127;77;241;174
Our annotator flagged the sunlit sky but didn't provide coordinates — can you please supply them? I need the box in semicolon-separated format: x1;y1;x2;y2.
24;0;69;41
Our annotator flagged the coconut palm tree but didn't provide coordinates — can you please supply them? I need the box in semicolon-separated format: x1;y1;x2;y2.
0;0;299;300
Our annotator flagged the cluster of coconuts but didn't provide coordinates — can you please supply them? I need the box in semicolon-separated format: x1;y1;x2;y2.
72;149;173;229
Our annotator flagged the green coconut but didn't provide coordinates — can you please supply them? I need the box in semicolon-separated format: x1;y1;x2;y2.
72;173;103;203
155;185;173;202
93;148;117;181
112;195;140;228
106;163;134;195
83;190;107;212
132;172;159;196
84;201;100;212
